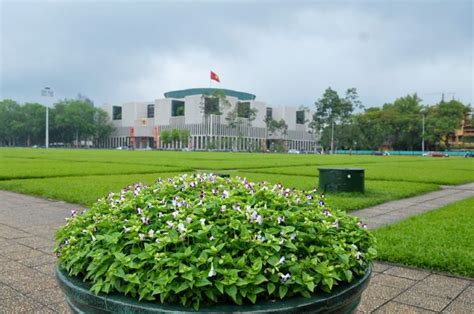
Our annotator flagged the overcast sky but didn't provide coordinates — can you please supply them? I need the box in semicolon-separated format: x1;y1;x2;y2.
1;0;472;109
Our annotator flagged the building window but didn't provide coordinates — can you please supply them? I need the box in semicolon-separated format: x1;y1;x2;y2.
237;102;251;118
147;104;154;118
296;110;305;124
112;106;122;120
266;107;273;120
204;97;219;115
171;100;185;116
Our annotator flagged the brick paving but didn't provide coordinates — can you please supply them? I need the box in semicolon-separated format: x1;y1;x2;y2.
0;189;473;313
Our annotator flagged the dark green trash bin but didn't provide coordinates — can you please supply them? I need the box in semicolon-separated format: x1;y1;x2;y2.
319;168;365;193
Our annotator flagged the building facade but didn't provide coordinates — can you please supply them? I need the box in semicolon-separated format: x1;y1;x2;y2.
100;88;320;152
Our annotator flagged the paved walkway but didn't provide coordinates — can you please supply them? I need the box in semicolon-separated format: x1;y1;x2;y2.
351;183;474;229
0;189;473;313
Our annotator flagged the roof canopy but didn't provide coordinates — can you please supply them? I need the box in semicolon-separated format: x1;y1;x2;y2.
164;88;256;101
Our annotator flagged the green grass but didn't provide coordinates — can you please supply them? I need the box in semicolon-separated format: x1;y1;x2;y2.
374;196;474;277
0;148;470;209
0;172;184;205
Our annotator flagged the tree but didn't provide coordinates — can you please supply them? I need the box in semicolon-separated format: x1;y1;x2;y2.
160;130;171;147
311;87;361;153
20;103;47;146
425;99;470;150
0;99;22;146
179;129;191;147
94;109;115;145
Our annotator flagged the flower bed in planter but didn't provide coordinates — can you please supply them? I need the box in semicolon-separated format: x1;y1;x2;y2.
55;174;376;312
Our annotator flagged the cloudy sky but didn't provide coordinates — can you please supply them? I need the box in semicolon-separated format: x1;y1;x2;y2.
1;0;472;109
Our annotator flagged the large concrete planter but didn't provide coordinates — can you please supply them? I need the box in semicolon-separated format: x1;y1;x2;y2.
55;264;371;313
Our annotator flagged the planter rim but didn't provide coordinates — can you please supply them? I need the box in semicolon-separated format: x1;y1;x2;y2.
56;263;372;313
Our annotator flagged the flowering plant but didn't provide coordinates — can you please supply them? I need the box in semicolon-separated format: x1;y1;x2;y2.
55;174;376;310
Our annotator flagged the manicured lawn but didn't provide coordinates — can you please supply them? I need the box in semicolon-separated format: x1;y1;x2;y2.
374;196;474;277
0;148;470;210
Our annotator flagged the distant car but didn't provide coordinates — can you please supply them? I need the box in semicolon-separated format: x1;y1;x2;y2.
288;149;300;154
422;152;449;157
465;152;474;158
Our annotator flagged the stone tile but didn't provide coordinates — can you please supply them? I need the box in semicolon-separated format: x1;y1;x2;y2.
373;262;392;273
410;274;471;299
4;247;46;262
27;286;66;305
14;236;54;250
49;301;72;313
455;285;474;305
383;266;430;281
17;252;56;267
0;242;31;255
363;282;404;301
375;301;436;313
0;267;57;294
33;262;56;277
357;295;387;312
0;259;31;274
0;283;22;300
371;273;417;290
442;300;474;313
394;290;452;312
0;225;31;239
0;292;45;312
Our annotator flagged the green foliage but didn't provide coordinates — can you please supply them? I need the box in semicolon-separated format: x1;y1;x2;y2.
55;174;376;308
425;99;470;149
160;130;171;145
0;97;114;147
375;196;474;277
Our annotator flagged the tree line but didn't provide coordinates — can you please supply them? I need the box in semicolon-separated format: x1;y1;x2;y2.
0;97;114;147
311;88;472;151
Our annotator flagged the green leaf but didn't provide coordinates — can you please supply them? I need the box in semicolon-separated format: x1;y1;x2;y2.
215;282;224;294
267;282;276;295
253;274;268;285
279;285;288;299
195;277;212;287
247;293;257;304
225;285;238;302
267;255;279;266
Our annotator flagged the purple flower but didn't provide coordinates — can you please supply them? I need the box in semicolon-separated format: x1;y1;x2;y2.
332;220;339;229
141;216;150;225
71;209;77;217
222;190;229;198
306;194;313;200
256;215;263;225
319;200;325;206
277;216;285;224
323;209;331;217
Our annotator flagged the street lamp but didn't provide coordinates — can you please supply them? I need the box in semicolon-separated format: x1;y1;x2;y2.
41;87;54;148
422;114;425;154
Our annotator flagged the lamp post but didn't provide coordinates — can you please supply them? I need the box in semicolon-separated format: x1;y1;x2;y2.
422;114;425;154
41;87;54;148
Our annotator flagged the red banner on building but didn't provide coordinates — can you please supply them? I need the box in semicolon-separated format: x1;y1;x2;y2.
130;127;135;147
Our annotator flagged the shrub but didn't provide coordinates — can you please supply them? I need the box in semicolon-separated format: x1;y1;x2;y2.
55;174;376;310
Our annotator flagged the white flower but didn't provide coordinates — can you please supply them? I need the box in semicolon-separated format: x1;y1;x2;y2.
208;264;216;277
222;190;229;198
277;216;285;224
166;221;174;228
186;217;192;224
148;229;155;237
277;256;286;265
256;215;263;225
332;220;339;229
200;218;206;226
138;233;145;241
172;211;179;219
158;212;163;218
221;205;227;213
177;223;186;233
355;251;363;260
280;273;291;282
91;235;96;242
123;226;130;233
290;233;297;241
209;236;215;241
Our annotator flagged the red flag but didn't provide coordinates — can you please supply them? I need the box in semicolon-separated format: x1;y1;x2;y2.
210;71;220;82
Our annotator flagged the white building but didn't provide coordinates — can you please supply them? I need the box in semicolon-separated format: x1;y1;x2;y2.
100;88;320;152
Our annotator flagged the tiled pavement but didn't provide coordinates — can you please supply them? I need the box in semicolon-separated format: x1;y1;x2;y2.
0;190;473;313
